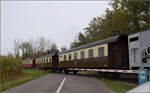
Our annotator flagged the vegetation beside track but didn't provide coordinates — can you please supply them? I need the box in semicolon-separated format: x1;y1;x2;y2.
0;69;48;92
0;56;22;83
86;71;138;93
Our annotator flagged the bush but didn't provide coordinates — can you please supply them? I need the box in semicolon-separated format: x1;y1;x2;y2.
0;56;22;83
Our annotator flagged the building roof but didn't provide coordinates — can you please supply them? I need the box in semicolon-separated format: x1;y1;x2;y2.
58;35;122;55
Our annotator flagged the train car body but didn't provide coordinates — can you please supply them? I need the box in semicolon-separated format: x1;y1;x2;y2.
23;58;35;68
58;35;129;70
35;52;59;72
128;30;150;69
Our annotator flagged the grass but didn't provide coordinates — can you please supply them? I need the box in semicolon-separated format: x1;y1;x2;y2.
99;78;137;93
0;69;49;92
86;71;138;93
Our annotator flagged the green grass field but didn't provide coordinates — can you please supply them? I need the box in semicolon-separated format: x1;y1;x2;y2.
86;71;137;93
0;69;49;92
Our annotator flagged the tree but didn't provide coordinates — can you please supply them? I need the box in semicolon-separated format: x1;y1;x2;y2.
70;0;150;48
18;36;54;59
13;39;21;58
50;43;59;53
61;46;67;52
20;41;33;59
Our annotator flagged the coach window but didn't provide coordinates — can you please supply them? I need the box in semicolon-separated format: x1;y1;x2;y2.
49;58;51;62
74;52;77;59
88;49;93;58
129;36;139;42
47;58;49;63
69;54;72;60
80;51;85;59
64;55;66;61
98;47;104;57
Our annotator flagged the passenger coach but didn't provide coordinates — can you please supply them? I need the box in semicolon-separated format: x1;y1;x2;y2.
35;52;59;72
23;58;35;68
58;35;129;73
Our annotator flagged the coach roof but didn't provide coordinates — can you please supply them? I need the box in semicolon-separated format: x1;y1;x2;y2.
36;52;57;59
58;35;123;55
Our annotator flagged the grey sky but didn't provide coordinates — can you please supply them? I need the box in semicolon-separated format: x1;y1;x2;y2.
1;1;111;55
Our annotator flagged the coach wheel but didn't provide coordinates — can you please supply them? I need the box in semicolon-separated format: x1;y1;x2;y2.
52;69;56;73
64;70;69;74
98;72;103;77
73;70;77;75
102;72;109;77
112;73;121;79
59;69;62;73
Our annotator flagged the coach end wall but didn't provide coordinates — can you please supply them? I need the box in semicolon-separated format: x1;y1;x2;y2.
128;30;150;69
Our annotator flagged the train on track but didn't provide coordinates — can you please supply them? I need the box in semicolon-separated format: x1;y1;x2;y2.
23;30;150;75
23;58;36;68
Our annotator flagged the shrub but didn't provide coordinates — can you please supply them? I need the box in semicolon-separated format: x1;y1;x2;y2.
0;56;22;83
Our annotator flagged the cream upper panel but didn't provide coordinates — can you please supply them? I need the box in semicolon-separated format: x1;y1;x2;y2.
59;43;108;61
48;57;51;62
59;55;63;61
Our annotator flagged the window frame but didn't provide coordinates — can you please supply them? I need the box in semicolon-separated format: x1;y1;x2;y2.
80;51;85;59
64;55;66;61
88;49;94;58
47;58;49;63
74;52;78;60
129;36;139;42
68;54;72;60
98;47;104;57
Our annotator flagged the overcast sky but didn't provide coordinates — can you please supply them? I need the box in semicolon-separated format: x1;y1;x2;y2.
1;1;111;55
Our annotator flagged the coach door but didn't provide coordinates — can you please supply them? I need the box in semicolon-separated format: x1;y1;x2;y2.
52;55;59;72
109;43;122;68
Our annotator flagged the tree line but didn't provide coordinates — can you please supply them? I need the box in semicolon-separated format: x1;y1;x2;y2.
12;36;61;60
70;0;150;48
9;0;150;59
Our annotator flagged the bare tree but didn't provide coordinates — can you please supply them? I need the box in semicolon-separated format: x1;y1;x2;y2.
13;39;21;58
19;36;54;59
36;36;52;53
